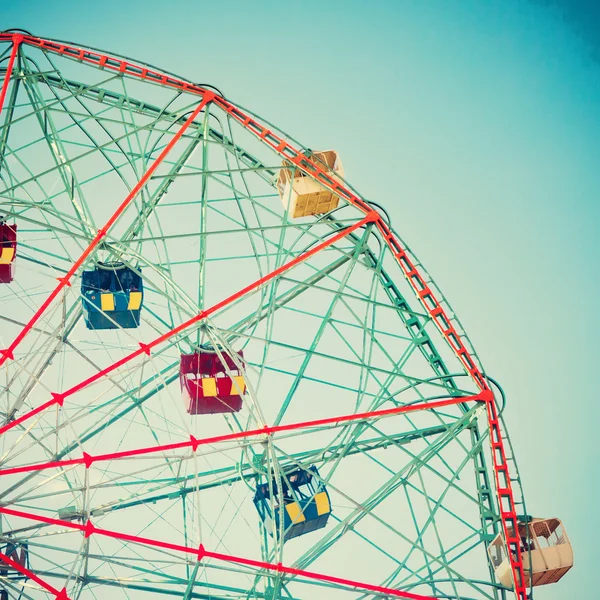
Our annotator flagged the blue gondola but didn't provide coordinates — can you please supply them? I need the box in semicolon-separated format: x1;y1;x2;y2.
81;262;143;330
253;465;331;541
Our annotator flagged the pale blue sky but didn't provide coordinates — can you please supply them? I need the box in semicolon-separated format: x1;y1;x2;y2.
1;1;597;596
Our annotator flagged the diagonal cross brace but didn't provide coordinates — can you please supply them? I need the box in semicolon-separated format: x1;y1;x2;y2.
0;505;436;600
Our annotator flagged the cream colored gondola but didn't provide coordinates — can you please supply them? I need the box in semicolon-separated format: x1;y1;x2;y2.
488;518;573;588
277;150;344;218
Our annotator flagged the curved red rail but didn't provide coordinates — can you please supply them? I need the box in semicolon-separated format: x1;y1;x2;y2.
0;32;528;600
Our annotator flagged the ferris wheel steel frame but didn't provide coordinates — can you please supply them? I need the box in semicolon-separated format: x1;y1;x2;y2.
0;31;530;600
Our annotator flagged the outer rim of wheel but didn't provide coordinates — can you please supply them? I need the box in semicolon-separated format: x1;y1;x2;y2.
0;32;531;600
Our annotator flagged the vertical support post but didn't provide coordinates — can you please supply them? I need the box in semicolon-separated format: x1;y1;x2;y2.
0;34;22;117
196;106;211;344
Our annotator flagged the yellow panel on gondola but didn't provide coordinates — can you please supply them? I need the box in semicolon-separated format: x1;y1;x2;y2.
201;377;217;397
128;291;143;310
231;375;246;395
314;491;331;516
285;501;306;524
0;247;15;264
101;293;115;311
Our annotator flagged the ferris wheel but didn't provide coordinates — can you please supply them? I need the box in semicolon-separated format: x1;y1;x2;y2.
0;30;573;600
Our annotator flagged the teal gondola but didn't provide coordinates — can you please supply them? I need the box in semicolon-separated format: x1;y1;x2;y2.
81;262;143;330
253;465;331;541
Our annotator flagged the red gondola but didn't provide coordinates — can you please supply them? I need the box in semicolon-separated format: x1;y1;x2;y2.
180;349;246;415
0;221;17;284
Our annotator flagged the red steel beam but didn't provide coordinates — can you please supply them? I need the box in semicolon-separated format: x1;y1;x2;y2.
0;34;528;599
0;34;22;116
0;91;215;367
0;506;436;600
0;550;68;599
0;394;481;477
0;214;373;436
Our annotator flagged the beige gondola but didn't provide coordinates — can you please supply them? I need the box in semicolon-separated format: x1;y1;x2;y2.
488;518;573;588
277;150;344;218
